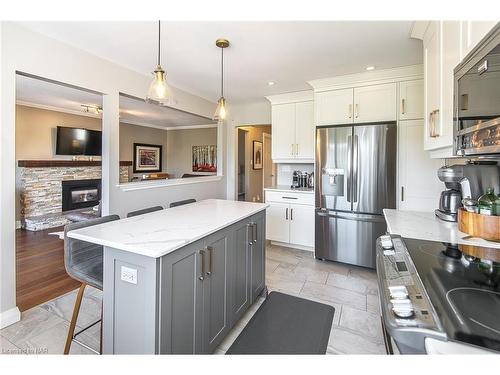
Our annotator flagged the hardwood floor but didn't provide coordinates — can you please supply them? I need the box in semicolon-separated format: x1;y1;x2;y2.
16;226;80;312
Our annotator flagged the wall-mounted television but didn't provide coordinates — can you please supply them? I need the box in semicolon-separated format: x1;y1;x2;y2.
56;126;102;156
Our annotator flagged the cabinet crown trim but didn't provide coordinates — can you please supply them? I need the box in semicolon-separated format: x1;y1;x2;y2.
265;90;313;105
410;21;431;40
307;64;423;92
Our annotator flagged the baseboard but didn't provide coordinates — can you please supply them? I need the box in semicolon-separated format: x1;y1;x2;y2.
0;306;21;329
270;241;314;252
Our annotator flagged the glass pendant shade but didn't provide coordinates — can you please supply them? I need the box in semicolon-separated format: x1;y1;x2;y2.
213;97;227;120
147;65;169;101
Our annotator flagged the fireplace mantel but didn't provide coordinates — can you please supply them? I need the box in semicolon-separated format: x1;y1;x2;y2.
18;160;132;168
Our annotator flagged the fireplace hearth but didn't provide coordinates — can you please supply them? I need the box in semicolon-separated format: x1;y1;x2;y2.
62;179;101;212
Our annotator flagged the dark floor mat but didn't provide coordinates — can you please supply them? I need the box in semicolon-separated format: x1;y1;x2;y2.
226;291;335;354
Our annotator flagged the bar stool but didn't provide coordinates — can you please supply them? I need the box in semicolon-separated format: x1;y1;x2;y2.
63;215;120;354
126;205;163;218
169;198;196;208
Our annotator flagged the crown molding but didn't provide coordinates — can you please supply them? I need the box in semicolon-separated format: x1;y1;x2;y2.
307;64;424;92
120;119;217;131
265;90;313;105
410;21;431;40
16;100;102;119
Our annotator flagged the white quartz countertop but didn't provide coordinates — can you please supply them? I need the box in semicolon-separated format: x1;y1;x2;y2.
67;199;269;258
383;209;500;249
264;185;314;194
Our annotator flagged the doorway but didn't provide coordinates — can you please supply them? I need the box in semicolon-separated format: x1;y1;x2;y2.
235;125;274;203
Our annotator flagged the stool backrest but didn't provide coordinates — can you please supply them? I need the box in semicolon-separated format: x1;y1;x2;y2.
169;199;196;208
126;206;164;218
64;215;120;284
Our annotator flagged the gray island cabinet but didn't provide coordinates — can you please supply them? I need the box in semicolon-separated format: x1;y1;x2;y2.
67;199;268;354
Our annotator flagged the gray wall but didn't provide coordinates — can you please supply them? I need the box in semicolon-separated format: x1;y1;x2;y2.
166;127;217;178
119;123;169;178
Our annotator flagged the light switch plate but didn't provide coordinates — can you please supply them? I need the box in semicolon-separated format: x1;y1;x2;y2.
120;266;137;284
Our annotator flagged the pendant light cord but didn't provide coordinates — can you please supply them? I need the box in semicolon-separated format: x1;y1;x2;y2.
157;20;161;66
221;47;224;98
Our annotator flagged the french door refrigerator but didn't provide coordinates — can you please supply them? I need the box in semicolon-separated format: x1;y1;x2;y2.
315;123;397;268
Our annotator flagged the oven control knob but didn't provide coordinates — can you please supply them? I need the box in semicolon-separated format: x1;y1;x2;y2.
392;307;415;319
391;299;414;319
380;235;393;249
388;286;408;299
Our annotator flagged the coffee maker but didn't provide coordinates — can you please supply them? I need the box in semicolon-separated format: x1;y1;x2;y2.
435;161;500;222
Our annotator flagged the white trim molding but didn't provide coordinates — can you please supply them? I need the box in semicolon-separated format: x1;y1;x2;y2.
411;21;431;40
117;175;223;192
265;90;313;105
0;306;21;329
16;100;102;119
308;64;424;92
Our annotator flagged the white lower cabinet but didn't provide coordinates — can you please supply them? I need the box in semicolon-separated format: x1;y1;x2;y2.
265;191;314;250
289;204;315;248
266;202;290;243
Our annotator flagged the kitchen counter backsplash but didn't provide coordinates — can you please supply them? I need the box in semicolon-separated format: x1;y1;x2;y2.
276;163;314;186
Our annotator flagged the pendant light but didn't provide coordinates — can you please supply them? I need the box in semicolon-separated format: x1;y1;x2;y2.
147;20;169;102
213;38;229;121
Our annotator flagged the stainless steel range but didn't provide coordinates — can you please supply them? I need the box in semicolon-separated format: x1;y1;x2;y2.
377;235;500;354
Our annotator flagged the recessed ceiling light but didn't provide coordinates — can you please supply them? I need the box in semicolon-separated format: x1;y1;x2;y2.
366;66;375;71
267;81;276;86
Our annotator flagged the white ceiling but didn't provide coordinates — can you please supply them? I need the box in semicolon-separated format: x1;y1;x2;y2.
16;74;214;127
119;95;214;127
18;21;422;103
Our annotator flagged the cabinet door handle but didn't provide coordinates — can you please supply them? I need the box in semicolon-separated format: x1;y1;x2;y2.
401;99;406;115
291;144;294;156
206;246;213;276
348;104;352;119
253;223;257;244
285;207;288;220
354;104;359;118
199;249;206;281
401;186;404;202
247;223;253;245
290;208;294;221
296;143;299;156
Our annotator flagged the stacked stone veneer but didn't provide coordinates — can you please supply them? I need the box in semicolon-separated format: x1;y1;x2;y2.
19;166;102;231
19;165;130;231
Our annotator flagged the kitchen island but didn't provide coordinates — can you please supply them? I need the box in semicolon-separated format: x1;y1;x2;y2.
383;209;500;249
67;199;268;354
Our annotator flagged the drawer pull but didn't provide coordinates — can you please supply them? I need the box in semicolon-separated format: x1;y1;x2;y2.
282;196;298;200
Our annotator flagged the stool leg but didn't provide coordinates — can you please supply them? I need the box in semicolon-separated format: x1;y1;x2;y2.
64;283;86;354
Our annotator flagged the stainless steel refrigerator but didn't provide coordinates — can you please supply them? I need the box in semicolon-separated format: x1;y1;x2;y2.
315;123;397;268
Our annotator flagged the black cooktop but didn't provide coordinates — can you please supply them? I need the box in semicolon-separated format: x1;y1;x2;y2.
403;238;500;352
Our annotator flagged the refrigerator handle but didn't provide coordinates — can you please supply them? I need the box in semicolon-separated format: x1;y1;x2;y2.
352;134;359;203
347;135;352;203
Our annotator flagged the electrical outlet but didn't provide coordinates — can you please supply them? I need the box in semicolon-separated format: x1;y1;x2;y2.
120;266;137;284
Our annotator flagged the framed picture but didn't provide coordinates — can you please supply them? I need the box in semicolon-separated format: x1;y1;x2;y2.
253;140;263;170
133;143;162;173
192;145;217;173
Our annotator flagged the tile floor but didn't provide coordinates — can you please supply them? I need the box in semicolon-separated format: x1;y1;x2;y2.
0;244;386;355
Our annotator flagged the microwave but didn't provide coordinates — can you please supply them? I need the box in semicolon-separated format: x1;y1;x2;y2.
454;23;500;156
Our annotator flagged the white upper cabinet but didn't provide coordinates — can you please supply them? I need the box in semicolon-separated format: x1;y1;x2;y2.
399;80;424;120
271;103;296;160
413;20;497;158
313;83;397;126
267;91;314;163
421;21;460;157
294;101;315;160
353;83;397;123
314;88;353;125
